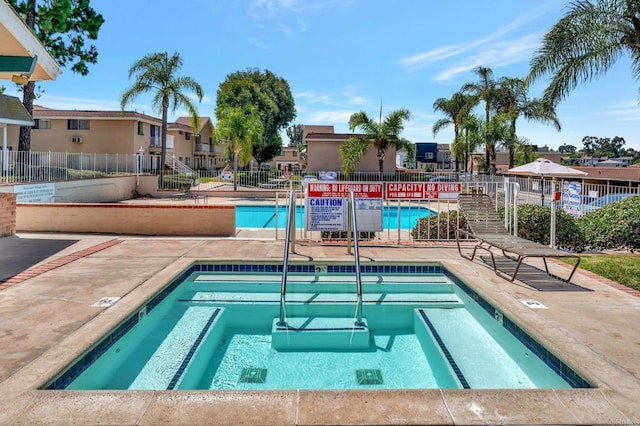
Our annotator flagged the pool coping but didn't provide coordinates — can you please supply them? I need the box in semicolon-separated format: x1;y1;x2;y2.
0;240;639;425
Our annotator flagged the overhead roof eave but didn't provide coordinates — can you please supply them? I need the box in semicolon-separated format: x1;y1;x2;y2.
0;94;35;126
0;1;60;81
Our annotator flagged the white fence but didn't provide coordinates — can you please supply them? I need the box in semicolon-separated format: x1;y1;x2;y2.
0;150;156;183
2;151;638;241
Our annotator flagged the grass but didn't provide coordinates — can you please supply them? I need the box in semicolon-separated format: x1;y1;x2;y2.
562;254;640;291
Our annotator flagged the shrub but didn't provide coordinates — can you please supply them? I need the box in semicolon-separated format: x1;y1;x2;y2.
411;210;465;240
578;196;640;252
513;204;585;252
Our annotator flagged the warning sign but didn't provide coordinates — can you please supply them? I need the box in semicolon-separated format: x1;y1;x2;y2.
305;182;383;232
385;182;461;200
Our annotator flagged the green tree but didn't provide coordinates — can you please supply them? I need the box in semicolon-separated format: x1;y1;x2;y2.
462;66;498;174
216;68;296;166
432;92;475;172
582;135;626;157
493;77;561;168
458;114;483;173
286;124;304;149
8;0;104;151
120;52;203;187
341;107;411;175
528;0;640;104
558;144;578;154
215;105;264;191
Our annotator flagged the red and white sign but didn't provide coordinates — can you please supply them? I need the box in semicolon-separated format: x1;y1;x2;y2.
385;182;461;200
305;182;383;232
307;182;383;198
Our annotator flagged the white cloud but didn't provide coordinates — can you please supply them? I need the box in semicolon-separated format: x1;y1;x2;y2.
304;109;353;125
400;2;553;73
433;33;542;82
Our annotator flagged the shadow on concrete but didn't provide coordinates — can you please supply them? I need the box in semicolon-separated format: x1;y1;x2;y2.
0;236;78;281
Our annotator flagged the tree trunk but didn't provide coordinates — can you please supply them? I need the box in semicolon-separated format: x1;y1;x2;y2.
233;151;238;192
18;0;36;154
160;102;168;189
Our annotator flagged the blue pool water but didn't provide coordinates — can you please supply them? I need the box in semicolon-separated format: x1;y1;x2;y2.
48;264;590;391
235;205;434;229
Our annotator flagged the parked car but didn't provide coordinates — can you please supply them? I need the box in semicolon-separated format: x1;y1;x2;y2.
582;193;637;213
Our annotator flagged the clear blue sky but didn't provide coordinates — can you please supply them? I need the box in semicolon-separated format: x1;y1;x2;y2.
7;0;640;151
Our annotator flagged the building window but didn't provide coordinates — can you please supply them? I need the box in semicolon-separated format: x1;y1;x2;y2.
424;152;434;160
195;135;201;144
137;121;144;135
67;119;90;130
185;157;191;166
292;151;298;157
185;132;191;140
32;119;51;129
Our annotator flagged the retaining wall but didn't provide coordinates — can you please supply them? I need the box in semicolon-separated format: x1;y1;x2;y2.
16;203;235;236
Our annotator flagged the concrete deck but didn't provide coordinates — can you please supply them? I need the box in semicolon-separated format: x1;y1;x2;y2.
0;232;639;425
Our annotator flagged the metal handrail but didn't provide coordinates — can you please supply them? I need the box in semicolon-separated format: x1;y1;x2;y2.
277;190;296;326
349;191;365;327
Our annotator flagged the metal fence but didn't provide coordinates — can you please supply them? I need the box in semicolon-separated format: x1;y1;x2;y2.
3;151;638;241
0;150;158;183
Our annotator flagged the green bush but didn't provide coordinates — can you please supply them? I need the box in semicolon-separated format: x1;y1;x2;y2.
512;204;585;252
411;210;465;240
578;196;640;252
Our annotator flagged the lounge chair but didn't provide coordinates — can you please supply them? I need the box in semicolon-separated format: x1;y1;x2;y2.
456;193;580;283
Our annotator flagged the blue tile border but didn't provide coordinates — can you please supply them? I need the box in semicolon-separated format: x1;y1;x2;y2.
418;309;470;389
444;269;592;389
167;308;221;390
43;261;590;390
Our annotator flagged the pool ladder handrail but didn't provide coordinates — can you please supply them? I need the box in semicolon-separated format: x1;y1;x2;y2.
277;190;296;326
349;191;365;327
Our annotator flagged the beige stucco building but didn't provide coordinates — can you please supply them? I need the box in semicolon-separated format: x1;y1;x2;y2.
4;108;226;171
303;125;396;173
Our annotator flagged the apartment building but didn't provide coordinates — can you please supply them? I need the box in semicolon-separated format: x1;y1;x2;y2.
4;107;226;170
302;125;396;173
169;116;224;170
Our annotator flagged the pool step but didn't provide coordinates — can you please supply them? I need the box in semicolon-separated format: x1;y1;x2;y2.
184;291;463;307
271;317;370;351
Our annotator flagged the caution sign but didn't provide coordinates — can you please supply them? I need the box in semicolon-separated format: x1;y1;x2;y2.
306;182;383;232
385;182;461;200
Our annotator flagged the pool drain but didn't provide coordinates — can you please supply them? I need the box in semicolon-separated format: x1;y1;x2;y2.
356;369;383;385
240;367;267;383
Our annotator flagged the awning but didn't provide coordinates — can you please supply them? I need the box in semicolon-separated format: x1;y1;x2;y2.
0;94;34;126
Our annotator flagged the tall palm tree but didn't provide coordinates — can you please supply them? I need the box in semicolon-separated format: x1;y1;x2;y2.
215;105;264;191
458;114;483;173
120;52;203;187
462;66;498;174
528;0;640;104
343;107;412;175
432;92;474;172
494;77;561;168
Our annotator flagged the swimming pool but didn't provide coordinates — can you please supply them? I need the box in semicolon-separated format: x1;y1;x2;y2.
235;205;434;229
46;263;590;391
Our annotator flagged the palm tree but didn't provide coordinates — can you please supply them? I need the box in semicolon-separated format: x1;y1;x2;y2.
432;92;474;172
462;66;498;174
528;0;640;104
215;105;264;191
458;114;483;173
120;52;203;187
343;107;412;175
494;77;561;168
